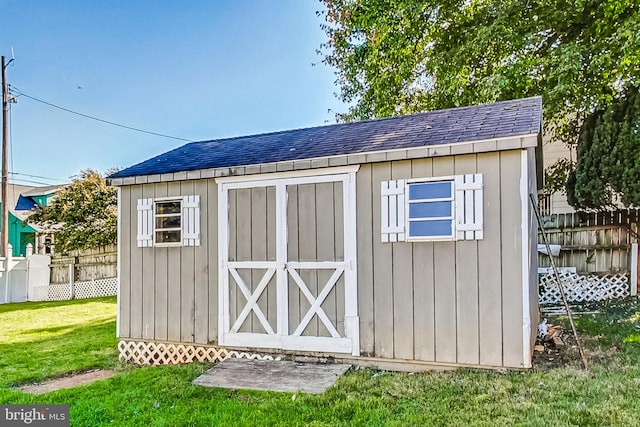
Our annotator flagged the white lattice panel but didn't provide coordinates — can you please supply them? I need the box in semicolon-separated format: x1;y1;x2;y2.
31;284;73;301
74;278;118;299
118;340;281;366
30;278;118;301
539;271;630;305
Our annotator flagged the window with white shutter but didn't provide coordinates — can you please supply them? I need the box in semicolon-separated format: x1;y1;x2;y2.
380;174;484;242
136;195;201;247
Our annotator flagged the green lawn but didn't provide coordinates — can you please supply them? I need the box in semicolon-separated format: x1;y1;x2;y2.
1;296;640;426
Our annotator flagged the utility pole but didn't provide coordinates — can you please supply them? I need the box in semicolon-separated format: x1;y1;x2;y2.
1;56;9;258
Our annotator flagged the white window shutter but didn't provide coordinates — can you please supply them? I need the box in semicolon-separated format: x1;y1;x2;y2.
137;198;154;247
182;195;201;246
381;180;406;242
455;174;484;240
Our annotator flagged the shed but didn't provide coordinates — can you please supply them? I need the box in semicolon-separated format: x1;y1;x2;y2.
109;97;542;370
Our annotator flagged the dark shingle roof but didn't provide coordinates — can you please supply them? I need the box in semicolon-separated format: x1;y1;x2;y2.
110;96;541;179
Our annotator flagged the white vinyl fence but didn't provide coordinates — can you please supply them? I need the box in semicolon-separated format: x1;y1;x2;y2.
0;245;51;304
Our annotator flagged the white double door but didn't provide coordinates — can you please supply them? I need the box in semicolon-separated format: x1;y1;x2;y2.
218;168;359;355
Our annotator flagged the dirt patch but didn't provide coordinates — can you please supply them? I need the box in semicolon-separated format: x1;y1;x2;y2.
20;370;116;395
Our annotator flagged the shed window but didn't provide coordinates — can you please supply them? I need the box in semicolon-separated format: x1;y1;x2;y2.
155;200;182;244
381;174;483;242
137;195;201;247
407;181;454;239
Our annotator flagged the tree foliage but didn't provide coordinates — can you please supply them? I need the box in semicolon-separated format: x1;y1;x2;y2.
567;87;640;208
28;169;117;252
320;0;640;207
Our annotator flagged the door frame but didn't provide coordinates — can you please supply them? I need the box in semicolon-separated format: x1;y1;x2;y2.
216;165;360;356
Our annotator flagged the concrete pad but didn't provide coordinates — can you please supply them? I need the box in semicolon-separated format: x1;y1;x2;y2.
192;359;350;394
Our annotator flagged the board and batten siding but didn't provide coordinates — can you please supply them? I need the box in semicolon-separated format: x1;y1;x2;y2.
357;150;533;368
118;179;218;345
118;148;536;368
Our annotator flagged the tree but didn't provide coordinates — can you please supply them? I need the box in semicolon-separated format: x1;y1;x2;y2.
320;0;640;207
28;169;117;252
567;87;640;208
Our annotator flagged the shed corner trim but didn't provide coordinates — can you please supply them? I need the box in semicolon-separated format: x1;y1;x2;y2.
520;148;532;368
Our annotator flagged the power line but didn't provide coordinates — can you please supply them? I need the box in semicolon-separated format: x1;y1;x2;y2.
8;177;54;186
9;87;194;142
9;172;66;182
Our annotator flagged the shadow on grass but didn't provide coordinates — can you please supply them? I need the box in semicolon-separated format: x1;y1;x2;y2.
0;296;116;315
0;319;118;388
18;317;117;339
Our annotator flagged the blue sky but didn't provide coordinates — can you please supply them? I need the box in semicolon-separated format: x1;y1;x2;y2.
0;1;344;185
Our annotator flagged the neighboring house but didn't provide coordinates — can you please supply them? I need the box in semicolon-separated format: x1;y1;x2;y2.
109;97;542;370
12;184;65;256
539;133;577;215
0;182;40;257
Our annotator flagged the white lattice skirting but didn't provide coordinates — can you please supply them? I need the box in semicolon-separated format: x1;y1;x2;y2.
539;271;630;305
31;277;118;302
118;340;281;366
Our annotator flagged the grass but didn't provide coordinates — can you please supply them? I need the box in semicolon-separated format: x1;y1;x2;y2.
1;296;639;426
0;297;118;387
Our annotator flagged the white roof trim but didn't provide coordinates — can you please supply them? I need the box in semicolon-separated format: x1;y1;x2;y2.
214;165;360;184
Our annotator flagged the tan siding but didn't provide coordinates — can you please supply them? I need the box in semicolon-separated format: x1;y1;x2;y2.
194;179;209;344
360;152;526;367
153;183;169;341
432;157;457;363
453;155;480;365
410;158;435;361
118;186;132;338
355;164;375;356
371;163;394;358
167;182;182;342
476;152;504;366
391;160;414;360
499;150;525;367
142;184;155;340
180;180;196;343
129;185;143;338
120;180;216;344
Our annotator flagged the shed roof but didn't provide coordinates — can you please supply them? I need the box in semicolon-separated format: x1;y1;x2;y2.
110;96;541;179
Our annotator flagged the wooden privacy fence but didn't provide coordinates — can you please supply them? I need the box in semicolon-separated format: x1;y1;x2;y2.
538;209;640;304
538;209;640;274
49;244;117;284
